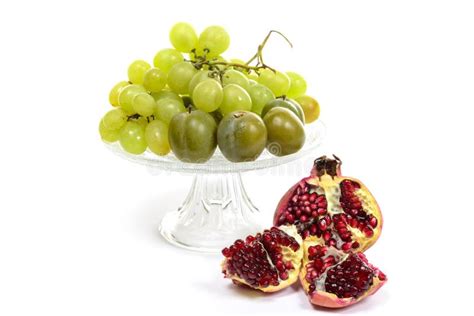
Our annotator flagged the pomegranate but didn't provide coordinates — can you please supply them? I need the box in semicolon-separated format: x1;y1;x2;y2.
221;225;303;292
300;237;387;308
274;155;382;253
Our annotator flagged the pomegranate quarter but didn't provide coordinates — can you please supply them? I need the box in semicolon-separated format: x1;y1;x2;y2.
274;155;382;253
221;226;303;292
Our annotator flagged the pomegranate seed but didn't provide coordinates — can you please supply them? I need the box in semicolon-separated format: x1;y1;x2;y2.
310;203;317;210
309;224;318;235
302;230;310;239
301;194;309;201
315;196;325;203
300;215;308;223
378;271;387;281
308;246;317;256
341;242;352;251
323;231;331;241
363;227;374;237
311;211;318;218
328;238;337;247
317;208;326;215
285;261;294;269
295;210;302;217
352;241;360;249
222;247;231;257
286;214;295;224
235;239;244;249
318;219;327;231
350;218;358;227
309;193;317;202
317;200;327;208
279;271;289;280
369;216;378;228
304;206;312;214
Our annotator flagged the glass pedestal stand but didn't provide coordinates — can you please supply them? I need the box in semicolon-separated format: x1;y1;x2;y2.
107;121;325;252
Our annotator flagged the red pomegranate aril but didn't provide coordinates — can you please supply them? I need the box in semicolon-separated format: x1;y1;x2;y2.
310;203;318;210
323;231;331;241
341;242;352;251
317;208;326;215
309;193;317;202
369;216;378;228
300;215;308;223
301;194;309;201
352;241;360;249
328;239;337;247
318;219;327;231
286;214;295;224
285;261;294;269
309;224;318;235
222;247;231;257
280;272;289;280
363;227;374;237
311;210;318;218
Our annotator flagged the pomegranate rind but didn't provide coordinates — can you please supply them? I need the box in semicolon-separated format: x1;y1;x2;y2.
299;237;387;308
274;174;382;253
221;225;303;293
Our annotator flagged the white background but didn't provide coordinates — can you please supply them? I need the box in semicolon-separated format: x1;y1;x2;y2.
1;0;473;315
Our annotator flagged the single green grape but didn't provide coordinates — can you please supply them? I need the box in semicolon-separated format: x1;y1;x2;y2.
169;22;198;53
145;120;170;156
103;108;127;130
155;98;186;124
109;81;130;107
286;71;307;98
119;121;147;154
151;90;183;104
247;84;275;115
99;119;120;142
143;68;167;92
220;84;252;116
258;69;290;97
118;84;147;113
153;48;183;73
222;69;249;90
167;62;198;94
192;79;223;112
248;79;258;86
188;70;216;97
197;26;230;58
247;72;259;81
132;93;156;117
128;60;151;85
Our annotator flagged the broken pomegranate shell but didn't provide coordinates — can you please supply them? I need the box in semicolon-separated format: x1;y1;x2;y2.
221;225;303;292
274;155;382;253
300;237;387;308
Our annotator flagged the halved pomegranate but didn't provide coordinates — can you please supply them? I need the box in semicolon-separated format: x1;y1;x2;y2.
274;155;382;253
221;226;303;292
300;237;387;308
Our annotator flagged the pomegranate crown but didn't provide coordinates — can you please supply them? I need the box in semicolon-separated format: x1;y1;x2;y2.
312;155;342;178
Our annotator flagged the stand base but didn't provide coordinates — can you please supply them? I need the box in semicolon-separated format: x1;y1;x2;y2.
159;173;263;252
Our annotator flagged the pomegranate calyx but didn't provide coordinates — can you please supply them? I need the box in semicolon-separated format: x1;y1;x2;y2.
312;155;342;179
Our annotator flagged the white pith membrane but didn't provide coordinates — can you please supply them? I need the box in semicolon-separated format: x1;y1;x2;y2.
221;225;303;293
300;237;386;307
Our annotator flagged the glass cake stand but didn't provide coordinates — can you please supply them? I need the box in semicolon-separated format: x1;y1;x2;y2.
106;121;326;252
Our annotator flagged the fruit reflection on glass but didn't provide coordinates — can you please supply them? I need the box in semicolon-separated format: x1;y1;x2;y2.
221;156;387;308
98;24;321;162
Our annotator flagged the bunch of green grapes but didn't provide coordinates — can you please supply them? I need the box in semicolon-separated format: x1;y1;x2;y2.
99;23;321;162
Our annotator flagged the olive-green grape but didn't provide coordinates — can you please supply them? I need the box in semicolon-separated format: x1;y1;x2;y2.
145;120;170;156
295;95;320;123
197;26;230;58
247;84;275;115
151;90;183;104
153;48;183;73
222;69;249;90
264;107;305;156
119;121;147;154
128;60;151;85
118;84;147;113
132;93;156;117
258;69;290;97
167;62;198;94
99;120;120;142
286;71;307;98
143;68;167;92
155;98;186;124
220;84;252;116
109;81;130;107
103;108;127;130
169;22;198;53
192;79;223;112
188;70;216;97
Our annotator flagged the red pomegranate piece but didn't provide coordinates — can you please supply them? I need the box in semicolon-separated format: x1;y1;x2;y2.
274;155;382;253
300;237;386;308
221;226;303;292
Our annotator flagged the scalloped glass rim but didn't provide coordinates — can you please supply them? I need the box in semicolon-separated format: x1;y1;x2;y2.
105;120;326;174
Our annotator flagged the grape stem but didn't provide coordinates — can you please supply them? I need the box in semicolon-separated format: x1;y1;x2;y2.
189;30;293;74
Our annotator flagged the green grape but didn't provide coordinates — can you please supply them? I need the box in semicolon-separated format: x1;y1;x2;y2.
153;48;183;73
128;60;151;85
188;70;216;97
143;68;167;92
220;84;252;116
169;22;198;53
222;69;249;90
119;121;147;154
258;69;290;97
167;62;198;94
118;84;147;113
145;120;170;156
103;108;127;130
248;79;258;86
247;72;259;81
197;26;230;58
247;84;275;115
99;119;120;142
132;93;156;117
286;71;307;98
155;98;186;124
151;89;184;104
109;81;130;107
136;116;149;128
192;79;223;112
